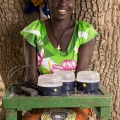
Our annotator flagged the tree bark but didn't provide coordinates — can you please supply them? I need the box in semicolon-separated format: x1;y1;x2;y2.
0;0;39;86
0;0;120;119
74;0;120;119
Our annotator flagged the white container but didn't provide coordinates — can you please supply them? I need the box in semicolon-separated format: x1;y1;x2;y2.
37;74;63;87
54;71;75;82
37;74;63;96
54;71;75;91
76;71;100;83
76;71;100;91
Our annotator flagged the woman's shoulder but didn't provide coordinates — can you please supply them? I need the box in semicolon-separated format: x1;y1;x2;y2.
76;21;96;33
20;20;45;47
75;20;98;43
76;20;94;30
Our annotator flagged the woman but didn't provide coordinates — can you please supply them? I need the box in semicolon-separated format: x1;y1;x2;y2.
20;0;98;119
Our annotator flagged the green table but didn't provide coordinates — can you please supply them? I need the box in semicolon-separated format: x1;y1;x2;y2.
2;85;112;120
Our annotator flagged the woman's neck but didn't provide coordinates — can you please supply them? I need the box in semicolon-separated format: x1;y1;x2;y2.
49;18;72;30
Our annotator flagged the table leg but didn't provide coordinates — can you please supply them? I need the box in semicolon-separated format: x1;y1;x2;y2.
6;109;17;120
17;111;22;120
100;107;111;120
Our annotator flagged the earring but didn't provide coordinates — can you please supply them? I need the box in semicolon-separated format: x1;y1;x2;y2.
47;4;51;18
73;8;75;14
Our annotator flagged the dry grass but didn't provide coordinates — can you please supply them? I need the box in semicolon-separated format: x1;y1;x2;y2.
0;77;5;120
0;107;5;120
0;96;5;120
0;94;5;120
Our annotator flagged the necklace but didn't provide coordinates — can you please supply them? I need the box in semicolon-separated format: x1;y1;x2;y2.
49;19;71;51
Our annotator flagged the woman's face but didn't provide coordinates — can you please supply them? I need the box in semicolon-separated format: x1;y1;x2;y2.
48;0;75;20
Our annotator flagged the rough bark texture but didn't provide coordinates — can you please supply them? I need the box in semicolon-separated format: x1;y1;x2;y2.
0;0;120;119
0;0;39;119
74;0;120;119
0;0;39;86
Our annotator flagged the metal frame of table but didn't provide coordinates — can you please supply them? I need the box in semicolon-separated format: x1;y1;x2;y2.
2;85;112;120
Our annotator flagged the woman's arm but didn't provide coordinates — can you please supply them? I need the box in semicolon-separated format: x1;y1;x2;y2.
75;39;95;77
24;39;39;81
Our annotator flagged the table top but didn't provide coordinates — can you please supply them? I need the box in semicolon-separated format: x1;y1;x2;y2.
2;85;112;111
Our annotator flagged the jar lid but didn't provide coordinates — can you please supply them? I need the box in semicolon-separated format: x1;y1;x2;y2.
37;74;63;87
54;71;75;82
76;71;100;83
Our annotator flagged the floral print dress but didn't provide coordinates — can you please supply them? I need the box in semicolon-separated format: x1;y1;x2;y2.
20;20;98;74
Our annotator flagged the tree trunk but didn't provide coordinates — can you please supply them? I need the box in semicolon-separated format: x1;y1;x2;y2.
74;0;120;119
0;0;39;86
0;0;120;119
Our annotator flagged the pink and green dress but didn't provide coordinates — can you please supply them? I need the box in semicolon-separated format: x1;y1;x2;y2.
20;20;98;74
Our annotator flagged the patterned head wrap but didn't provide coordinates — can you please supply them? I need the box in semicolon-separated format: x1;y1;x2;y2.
24;0;46;14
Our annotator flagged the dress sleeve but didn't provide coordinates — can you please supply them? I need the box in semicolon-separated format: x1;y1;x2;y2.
20;20;42;47
78;21;98;45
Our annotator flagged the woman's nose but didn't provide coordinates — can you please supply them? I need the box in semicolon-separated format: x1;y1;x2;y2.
59;0;67;5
